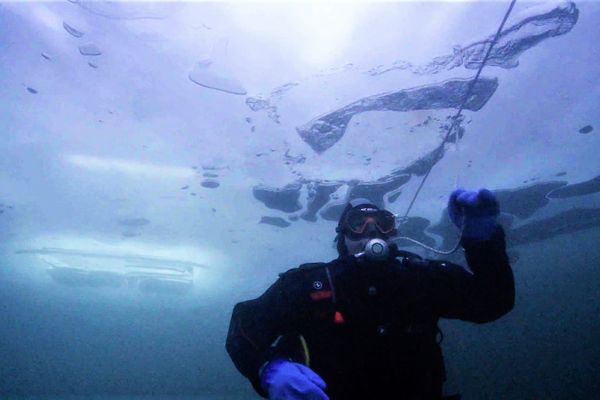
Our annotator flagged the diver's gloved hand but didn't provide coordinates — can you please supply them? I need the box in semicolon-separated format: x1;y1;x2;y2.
448;188;499;240
260;358;329;400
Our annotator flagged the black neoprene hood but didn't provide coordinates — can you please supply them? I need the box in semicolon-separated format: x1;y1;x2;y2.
335;198;380;256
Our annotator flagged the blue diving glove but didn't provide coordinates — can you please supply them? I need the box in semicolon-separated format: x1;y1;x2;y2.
260;358;329;400
448;188;499;240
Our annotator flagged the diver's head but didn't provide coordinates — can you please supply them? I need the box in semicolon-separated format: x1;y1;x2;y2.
335;198;397;259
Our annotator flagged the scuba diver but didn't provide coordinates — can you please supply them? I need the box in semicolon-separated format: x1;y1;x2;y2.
226;188;515;400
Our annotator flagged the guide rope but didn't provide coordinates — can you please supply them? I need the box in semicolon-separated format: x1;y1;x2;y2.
394;0;517;255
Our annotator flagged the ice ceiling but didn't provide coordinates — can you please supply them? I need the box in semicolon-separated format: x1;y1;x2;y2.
1;0;599;295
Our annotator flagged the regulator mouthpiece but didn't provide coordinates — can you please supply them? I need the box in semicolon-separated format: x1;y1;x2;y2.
355;238;389;261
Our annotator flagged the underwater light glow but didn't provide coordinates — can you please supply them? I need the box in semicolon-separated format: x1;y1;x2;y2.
64;154;195;180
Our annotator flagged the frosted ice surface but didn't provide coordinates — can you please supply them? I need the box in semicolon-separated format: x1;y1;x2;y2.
119;218;150;227
298;77;498;153
249;2;577;130
189;38;246;95
245;82;298;123
78;43;102;56
370;1;578;76
189;60;247;96
2;0;598;289
74;0;172;20
244;0;590;231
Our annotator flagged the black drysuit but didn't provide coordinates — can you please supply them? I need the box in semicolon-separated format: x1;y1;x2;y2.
226;227;515;399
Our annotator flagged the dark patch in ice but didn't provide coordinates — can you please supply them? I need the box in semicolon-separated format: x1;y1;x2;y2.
119;217;150;227
428;205;518;255
122;231;139;238
26;87;38;94
203;173;218;178
79;43;102;56
495;181;567;219
579;125;593;134
301;181;343;222
201;180;220;189
454;1;578;71
202;165;220;171
426;209;459;250
555;172;567;177
347;174;411;209
245;83;297;123
245;117;252;123
430;180;589;248
396;217;436;248
421;182;562;229
319;201;348;222
546;175;600;199
246;97;280;123
253;183;302;213
41;53;51;60
250;115;458;225
388;190;402;203
370;1;579;76
255;173;410;224
180;185;189;190
429;181;577;250
509;208;600;246
249;2;579;221
88;62;98;69
63;22;84;38
297;77;498;153
260;216;291;228
246;97;270;111
284;150;306;165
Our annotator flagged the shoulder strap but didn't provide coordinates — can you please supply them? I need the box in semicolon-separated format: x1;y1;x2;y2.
299;262;328;271
279;262;327;278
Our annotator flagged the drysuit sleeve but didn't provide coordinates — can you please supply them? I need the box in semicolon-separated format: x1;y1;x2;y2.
225;271;304;397
418;226;515;323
